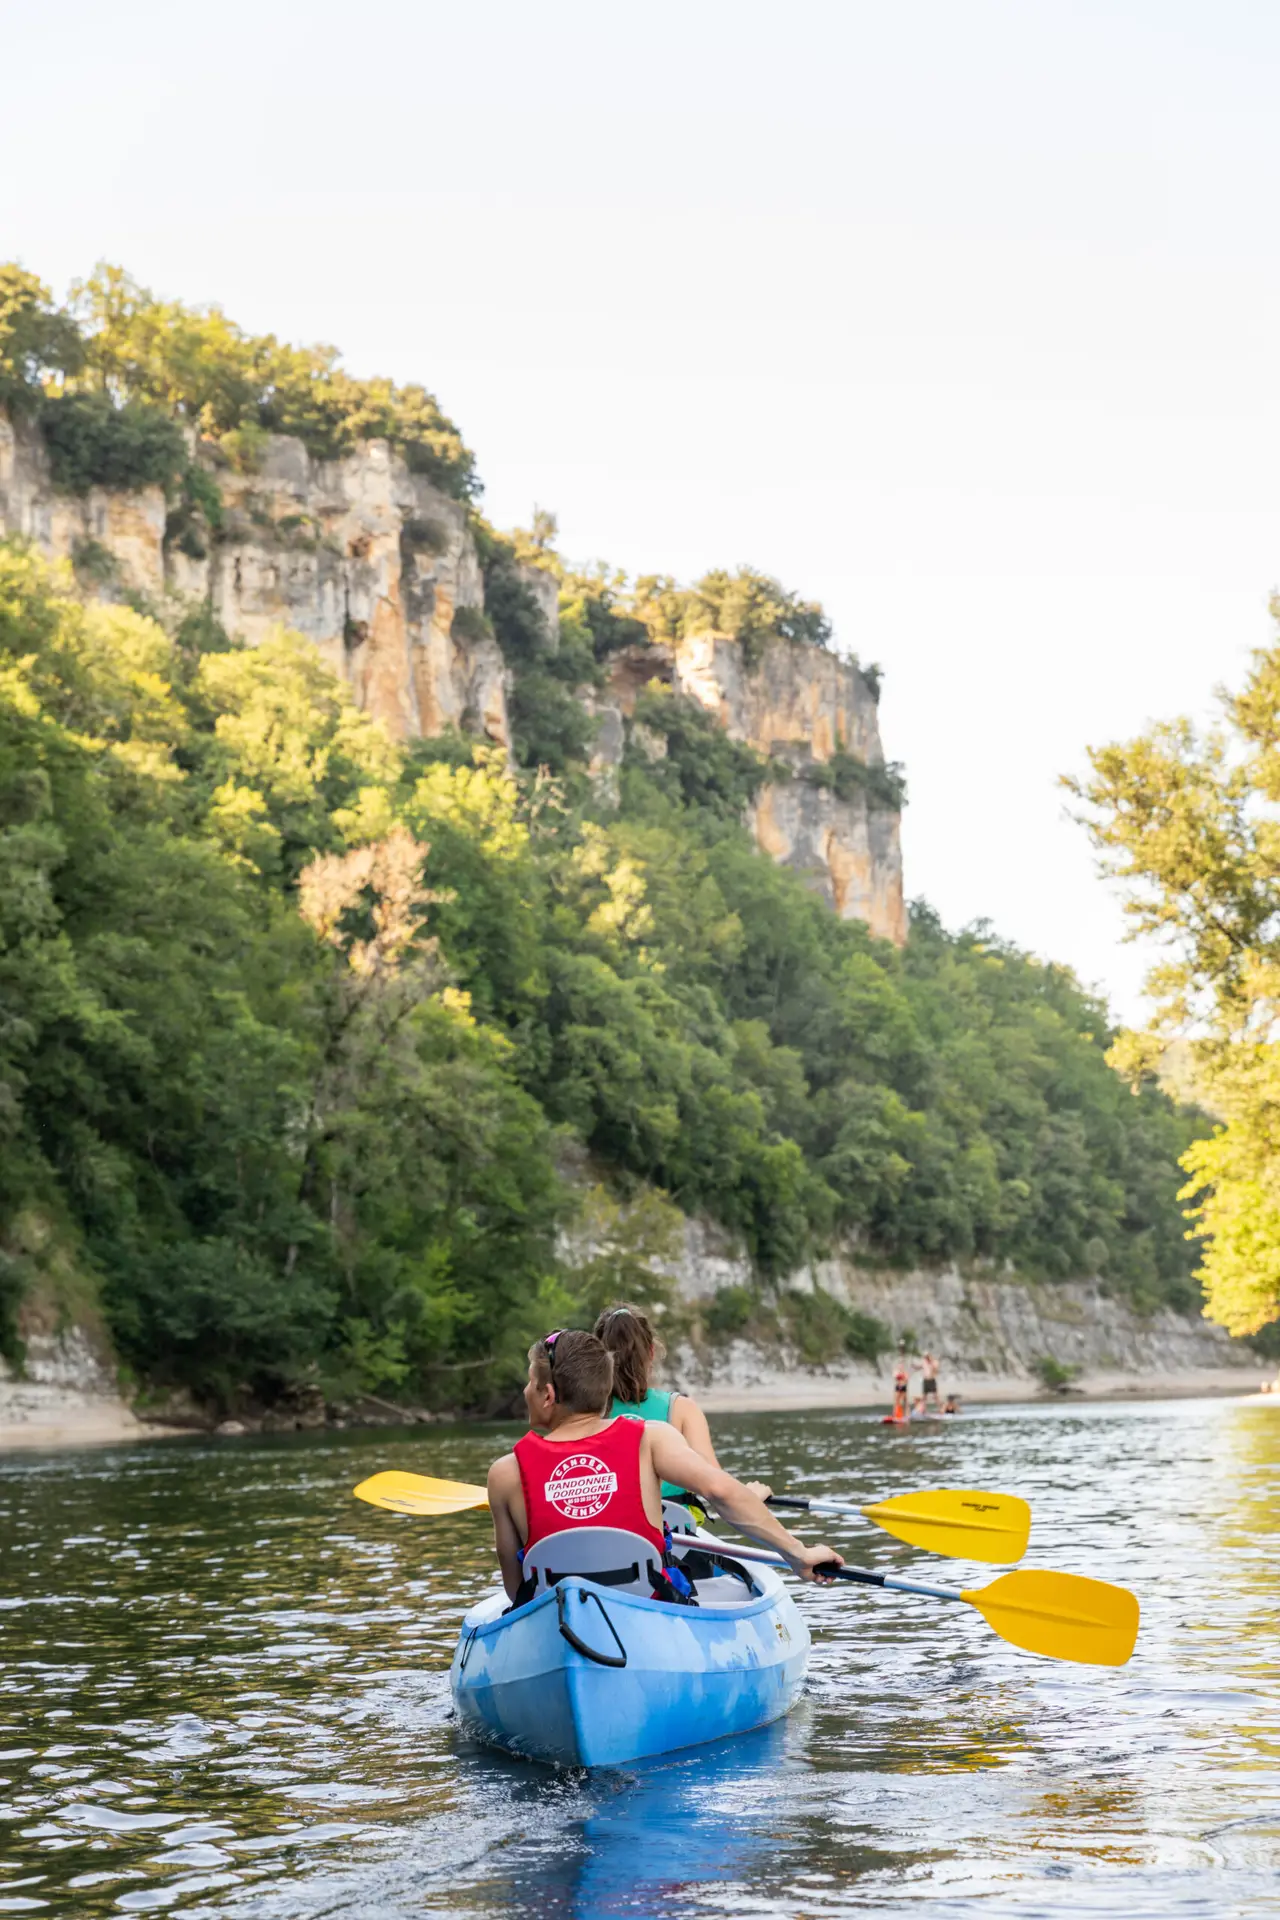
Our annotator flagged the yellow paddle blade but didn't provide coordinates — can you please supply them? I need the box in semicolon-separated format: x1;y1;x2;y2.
861;1488;1032;1564
352;1470;489;1517
961;1568;1140;1667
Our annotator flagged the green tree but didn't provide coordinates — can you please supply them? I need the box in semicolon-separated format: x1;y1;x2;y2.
0;265;83;412
1071;616;1280;1334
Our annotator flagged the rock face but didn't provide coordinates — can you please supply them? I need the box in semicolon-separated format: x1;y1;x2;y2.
597;633;907;943
0;414;511;751
0;412;169;599
663;1217;1254;1400
0;415;906;938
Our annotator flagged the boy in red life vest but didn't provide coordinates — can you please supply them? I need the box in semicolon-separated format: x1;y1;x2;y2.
487;1329;845;1603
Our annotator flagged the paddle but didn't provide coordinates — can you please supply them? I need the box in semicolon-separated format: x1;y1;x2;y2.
353;1470;489;1515
667;1533;1139;1668
353;1472;1029;1565
765;1488;1030;1564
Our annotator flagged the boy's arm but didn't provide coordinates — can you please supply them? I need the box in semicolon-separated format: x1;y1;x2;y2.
646;1426;843;1582
487;1455;526;1601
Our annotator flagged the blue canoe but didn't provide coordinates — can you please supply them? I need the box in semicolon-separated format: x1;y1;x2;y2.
449;1556;809;1769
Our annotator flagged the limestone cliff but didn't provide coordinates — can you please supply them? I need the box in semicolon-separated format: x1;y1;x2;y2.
0;413;512;750
594;633;907;942
0;415;905;939
663;1218;1255;1405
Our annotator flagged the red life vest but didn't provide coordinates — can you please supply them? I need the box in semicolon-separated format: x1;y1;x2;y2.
514;1416;665;1557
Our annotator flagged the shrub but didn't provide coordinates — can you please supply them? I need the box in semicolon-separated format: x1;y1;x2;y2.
218;423;269;474
164;464;223;560
630;686;770;820
1035;1354;1081;1392
844;1307;891;1362
40;392;187;496
633;566;831;668
777;1289;891;1365
702;1283;756;1339
71;537;118;590
509;667;596;773
805;750;907;812
451;605;496;646
402;516;451;557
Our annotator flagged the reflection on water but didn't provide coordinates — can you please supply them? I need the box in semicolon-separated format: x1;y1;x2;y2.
1;1400;1278;1916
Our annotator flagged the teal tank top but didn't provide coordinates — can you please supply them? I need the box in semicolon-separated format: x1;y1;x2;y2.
610;1388;685;1498
610;1388;676;1423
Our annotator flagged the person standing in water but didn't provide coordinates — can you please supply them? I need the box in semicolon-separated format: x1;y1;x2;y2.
594;1303;771;1499
892;1342;911;1421
921;1350;940;1415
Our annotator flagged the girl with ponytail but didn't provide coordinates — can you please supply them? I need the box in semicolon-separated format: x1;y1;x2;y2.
592;1303;770;1498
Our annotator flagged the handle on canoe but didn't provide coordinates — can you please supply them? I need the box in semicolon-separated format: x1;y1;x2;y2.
556;1585;628;1667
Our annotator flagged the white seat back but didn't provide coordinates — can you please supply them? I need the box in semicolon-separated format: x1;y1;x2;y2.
523;1526;665;1597
662;1499;700;1536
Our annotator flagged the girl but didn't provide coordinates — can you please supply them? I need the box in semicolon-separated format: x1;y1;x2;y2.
593;1303;771;1499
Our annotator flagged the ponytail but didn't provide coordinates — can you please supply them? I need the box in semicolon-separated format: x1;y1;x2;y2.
593;1303;663;1406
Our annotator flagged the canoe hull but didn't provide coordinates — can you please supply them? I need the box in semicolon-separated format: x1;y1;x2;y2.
450;1568;809;1769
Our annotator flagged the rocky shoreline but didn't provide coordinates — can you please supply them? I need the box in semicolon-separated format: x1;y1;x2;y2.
2;1252;1267;1451
1;1325;1269;1455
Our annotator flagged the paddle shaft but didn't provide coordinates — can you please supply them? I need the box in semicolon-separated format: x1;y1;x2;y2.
668;1532;958;1603
767;1494;866;1521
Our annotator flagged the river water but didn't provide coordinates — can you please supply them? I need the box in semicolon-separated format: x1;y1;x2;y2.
0;1398;1277;1918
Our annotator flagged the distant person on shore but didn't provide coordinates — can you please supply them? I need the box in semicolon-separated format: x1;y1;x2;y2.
594;1303;771;1500
892;1342;911;1421
921;1350;940;1414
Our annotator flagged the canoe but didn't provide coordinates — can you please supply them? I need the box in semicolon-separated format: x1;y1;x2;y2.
449;1552;809;1769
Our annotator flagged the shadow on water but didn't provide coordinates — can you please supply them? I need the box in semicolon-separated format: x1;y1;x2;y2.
1;1401;1279;1916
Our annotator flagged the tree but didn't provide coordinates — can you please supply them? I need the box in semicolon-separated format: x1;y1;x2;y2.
0;265;82;412
1070;614;1280;1336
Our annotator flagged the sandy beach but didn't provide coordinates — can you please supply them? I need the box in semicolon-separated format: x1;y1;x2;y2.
1;1363;1273;1451
692;1363;1269;1415
0;1383;186;1453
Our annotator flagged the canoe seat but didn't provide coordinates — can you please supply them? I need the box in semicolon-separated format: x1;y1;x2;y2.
522;1526;667;1598
662;1499;700;1535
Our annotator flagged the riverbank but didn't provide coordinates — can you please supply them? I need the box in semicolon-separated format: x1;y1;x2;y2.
691;1361;1267;1414
0;1328;187;1453
2;1272;1268;1450
2;1362;1270;1452
0;1386;182;1451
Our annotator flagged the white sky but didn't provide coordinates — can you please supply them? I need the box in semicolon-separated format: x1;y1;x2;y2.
3;0;1277;1025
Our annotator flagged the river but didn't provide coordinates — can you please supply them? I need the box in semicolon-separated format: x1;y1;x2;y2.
0;1398;1276;1917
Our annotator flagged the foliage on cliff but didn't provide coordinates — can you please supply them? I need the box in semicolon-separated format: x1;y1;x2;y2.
0;263;476;501
479;517;894;815
0;545;1208;1402
1073;613;1280;1337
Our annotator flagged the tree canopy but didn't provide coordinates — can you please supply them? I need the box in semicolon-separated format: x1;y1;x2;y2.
1072;611;1280;1338
0;262;476;499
